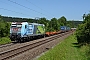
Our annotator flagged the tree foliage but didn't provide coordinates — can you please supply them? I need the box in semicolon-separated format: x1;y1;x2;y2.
50;18;59;31
0;15;10;37
75;13;90;44
58;16;67;26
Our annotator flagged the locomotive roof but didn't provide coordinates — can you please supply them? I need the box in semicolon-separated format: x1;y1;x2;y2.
11;22;44;26
29;23;44;26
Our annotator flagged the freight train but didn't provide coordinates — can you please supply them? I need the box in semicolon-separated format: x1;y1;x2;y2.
10;22;45;42
10;22;71;42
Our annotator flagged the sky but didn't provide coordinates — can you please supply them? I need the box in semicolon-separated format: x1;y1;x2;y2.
0;0;90;21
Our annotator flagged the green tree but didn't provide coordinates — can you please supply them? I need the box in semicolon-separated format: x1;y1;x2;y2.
75;13;90;44
38;18;47;26
47;18;59;32
51;18;59;31
58;16;67;26
0;15;10;37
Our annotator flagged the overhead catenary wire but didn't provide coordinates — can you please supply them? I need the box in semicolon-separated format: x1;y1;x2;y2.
7;0;51;18
0;0;31;14
0;8;33;17
25;0;55;17
0;0;35;18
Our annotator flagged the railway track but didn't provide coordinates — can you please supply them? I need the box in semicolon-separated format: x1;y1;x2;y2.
0;43;17;48
0;31;71;60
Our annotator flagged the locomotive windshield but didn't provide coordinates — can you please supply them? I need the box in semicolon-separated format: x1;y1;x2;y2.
17;24;22;28
11;24;22;28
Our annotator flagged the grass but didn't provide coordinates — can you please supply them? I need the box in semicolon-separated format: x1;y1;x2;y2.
0;37;11;45
38;34;88;60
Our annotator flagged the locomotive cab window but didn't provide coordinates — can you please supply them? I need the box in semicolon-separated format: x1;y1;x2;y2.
17;24;22;28
11;24;22;28
25;25;27;28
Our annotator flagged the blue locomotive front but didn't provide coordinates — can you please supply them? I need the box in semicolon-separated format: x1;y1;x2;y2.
10;22;29;42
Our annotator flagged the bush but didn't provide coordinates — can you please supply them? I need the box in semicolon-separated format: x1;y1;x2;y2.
0;16;10;37
75;13;90;44
0;37;11;44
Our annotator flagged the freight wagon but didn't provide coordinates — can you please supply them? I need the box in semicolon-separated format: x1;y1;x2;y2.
60;26;71;33
45;26;71;36
10;22;45;42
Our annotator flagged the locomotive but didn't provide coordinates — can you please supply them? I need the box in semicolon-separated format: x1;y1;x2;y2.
10;22;45;42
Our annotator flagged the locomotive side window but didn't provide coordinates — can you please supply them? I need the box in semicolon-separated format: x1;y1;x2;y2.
25;25;27;29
